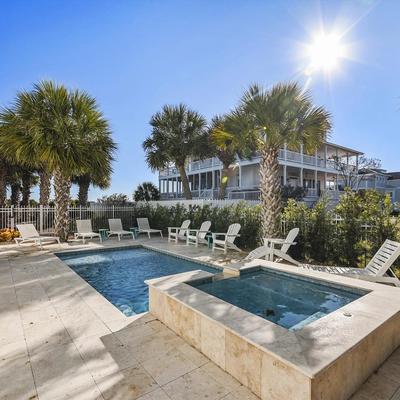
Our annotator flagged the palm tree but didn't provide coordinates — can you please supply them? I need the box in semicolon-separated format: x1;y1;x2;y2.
0;156;10;206
143;104;208;200
240;82;332;237
209;112;254;199
0;81;116;240
72;173;110;206
38;168;51;206
20;169;38;206
134;182;160;201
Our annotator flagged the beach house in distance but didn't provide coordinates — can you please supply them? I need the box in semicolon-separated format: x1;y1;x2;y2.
158;140;400;204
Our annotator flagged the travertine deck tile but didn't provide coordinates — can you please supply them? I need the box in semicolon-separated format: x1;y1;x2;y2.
162;367;230;400
95;365;159;400
74;333;139;379
142;347;198;385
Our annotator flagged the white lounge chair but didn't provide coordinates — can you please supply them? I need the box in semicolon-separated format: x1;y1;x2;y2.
302;239;400;287
137;218;163;238
15;224;61;249
107;219;135;241
212;223;241;254
186;221;212;247
264;228;300;265
74;220;102;244
168;220;191;243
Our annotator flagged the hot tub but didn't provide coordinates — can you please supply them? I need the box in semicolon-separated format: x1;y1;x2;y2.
146;260;400;400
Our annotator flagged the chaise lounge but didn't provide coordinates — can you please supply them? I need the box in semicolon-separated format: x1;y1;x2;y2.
302;239;400;287
74;219;102;244
137;218;163;238
15;224;61;249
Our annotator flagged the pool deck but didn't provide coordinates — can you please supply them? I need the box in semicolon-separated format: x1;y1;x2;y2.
0;237;399;400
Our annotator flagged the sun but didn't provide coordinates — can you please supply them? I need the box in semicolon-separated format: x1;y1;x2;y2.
305;33;346;75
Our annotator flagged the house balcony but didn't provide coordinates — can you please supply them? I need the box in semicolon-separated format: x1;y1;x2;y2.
159;150;342;178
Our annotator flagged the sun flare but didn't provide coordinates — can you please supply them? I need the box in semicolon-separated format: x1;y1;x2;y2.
305;32;347;75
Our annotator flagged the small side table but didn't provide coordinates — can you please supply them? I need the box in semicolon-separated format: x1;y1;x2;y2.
130;227;139;239
98;229;109;242
205;233;213;249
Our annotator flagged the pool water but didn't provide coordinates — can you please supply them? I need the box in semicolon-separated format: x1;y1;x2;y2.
58;248;217;316
191;269;366;330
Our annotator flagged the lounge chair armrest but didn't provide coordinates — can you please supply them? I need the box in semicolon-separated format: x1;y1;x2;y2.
212;232;229;240
187;229;200;234
169;227;190;233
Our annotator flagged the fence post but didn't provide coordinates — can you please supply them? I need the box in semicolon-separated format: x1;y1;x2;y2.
112;205;115;218
39;205;44;234
10;205;14;230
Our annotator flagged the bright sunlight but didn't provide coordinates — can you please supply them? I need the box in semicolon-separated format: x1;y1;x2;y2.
305;32;347;75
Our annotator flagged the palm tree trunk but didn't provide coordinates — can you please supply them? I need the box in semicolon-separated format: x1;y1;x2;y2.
0;164;6;206
10;183;20;206
39;170;51;206
218;164;230;199
78;179;90;206
21;171;31;206
54;167;71;241
259;146;281;238
177;164;192;200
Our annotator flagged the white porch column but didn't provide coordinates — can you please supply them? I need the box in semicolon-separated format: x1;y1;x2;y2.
324;144;328;168
198;173;201;192
300;143;304;164
325;172;328;190
212;170;215;190
300;168;303;188
284;143;287;161
314;169;318;193
283;165;287;186
239;165;242;188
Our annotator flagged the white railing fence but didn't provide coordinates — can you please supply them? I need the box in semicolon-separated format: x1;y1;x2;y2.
0;201;261;233
1;206;140;234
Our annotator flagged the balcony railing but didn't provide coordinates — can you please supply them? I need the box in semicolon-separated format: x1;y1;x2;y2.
160;150;350;177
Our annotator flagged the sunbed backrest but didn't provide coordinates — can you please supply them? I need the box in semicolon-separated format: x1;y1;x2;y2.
366;239;400;276
226;223;241;243
137;218;150;231
108;219;123;232
76;219;93;233
198;221;211;239
281;228;300;254
16;224;39;238
179;220;191;236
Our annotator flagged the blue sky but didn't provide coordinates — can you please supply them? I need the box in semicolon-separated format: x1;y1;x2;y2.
1;0;399;201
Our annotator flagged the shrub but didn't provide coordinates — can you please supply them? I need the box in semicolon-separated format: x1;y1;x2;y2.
0;228;20;242
281;189;400;267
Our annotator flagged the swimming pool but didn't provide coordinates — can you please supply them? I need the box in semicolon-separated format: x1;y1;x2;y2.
58;247;218;315
190;268;366;330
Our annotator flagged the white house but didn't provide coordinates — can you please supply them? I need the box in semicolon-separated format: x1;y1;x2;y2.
358;169;400;202
158;141;363;203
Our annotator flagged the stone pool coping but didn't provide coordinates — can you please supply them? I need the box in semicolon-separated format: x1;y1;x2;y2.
146;260;400;399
